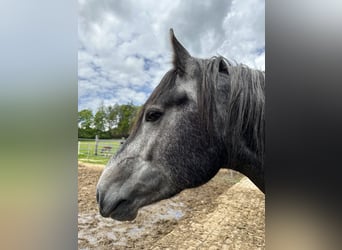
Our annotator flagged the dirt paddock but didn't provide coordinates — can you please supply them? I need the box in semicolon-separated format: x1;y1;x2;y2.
78;163;265;249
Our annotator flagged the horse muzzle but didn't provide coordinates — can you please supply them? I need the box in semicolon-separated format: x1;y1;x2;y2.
96;188;138;221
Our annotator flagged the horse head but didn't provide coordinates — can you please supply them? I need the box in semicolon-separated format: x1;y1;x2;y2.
96;29;264;221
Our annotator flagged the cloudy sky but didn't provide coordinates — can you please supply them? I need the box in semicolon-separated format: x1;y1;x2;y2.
78;0;265;112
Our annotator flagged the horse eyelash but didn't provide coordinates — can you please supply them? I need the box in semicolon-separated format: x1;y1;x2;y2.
145;109;163;122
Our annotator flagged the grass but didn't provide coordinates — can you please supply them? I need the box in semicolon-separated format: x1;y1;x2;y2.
78;140;122;165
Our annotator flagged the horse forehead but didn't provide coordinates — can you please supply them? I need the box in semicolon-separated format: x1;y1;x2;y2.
176;78;197;101
187;57;207;76
175;62;199;101
174;58;207;101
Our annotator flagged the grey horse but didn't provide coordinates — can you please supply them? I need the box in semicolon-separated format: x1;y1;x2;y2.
97;29;265;221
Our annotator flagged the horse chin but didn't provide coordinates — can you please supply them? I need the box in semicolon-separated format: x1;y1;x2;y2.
107;199;139;221
107;188;176;221
110;209;138;221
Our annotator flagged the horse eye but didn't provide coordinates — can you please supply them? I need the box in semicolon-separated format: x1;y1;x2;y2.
145;110;163;122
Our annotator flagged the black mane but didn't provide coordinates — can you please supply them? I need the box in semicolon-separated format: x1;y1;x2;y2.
196;56;265;168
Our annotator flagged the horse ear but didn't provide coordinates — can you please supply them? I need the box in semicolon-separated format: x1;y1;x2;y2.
170;28;191;75
219;59;229;75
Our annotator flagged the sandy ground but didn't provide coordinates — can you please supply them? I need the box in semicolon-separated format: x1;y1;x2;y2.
78;163;265;249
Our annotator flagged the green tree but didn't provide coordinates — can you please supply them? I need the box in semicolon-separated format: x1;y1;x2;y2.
78;109;93;129
78;103;141;139
78;109;96;138
94;104;106;132
112;103;140;138
106;104;120;131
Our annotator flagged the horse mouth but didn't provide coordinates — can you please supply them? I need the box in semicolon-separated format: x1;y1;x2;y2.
106;199;138;221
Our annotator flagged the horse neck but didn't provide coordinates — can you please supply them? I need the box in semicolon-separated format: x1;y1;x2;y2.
216;67;265;192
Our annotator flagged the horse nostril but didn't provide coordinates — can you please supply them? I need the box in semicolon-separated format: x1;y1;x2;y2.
96;189;109;215
96;190;108;217
96;189;100;203
146;151;153;161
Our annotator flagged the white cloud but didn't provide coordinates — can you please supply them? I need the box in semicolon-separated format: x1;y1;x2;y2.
78;0;265;111
219;0;265;70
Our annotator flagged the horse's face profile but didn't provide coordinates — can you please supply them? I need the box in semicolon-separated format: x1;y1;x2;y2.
97;29;265;221
96;30;227;221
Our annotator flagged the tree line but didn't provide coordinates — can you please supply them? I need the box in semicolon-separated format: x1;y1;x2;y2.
78;102;141;139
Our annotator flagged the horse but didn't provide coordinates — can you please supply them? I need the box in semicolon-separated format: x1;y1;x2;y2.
96;29;265;221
